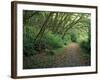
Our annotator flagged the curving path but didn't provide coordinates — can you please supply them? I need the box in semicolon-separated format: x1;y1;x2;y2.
23;42;90;69
53;42;88;67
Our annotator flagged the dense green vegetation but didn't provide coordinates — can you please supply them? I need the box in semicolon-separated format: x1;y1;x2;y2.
23;10;91;69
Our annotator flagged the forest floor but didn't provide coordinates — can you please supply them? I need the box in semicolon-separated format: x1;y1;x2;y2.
23;42;90;69
52;42;90;67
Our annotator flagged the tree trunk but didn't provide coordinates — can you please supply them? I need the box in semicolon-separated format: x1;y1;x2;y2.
34;12;53;43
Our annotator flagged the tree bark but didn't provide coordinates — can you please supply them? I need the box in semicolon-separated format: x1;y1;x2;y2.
62;15;83;39
34;12;53;43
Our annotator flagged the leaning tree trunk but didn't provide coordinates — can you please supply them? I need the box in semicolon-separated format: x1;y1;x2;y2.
34;12;53;43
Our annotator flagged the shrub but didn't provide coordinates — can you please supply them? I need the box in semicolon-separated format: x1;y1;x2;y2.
63;35;72;45
80;40;90;53
45;32;64;49
23;26;38;56
70;32;77;42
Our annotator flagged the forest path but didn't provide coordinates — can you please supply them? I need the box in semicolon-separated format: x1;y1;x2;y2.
53;42;87;67
23;42;90;69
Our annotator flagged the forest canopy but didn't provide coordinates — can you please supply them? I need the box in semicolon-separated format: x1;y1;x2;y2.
23;10;91;56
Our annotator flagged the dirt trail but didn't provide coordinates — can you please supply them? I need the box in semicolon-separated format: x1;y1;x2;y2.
24;42;90;69
53;43;86;67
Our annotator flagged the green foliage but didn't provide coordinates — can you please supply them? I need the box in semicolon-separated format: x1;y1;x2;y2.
23;26;64;56
70;32;77;42
23;11;91;57
80;40;90;53
45;32;64;49
23;34;36;56
63;31;78;45
23;11;91;68
63;35;72;45
23;26;38;56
